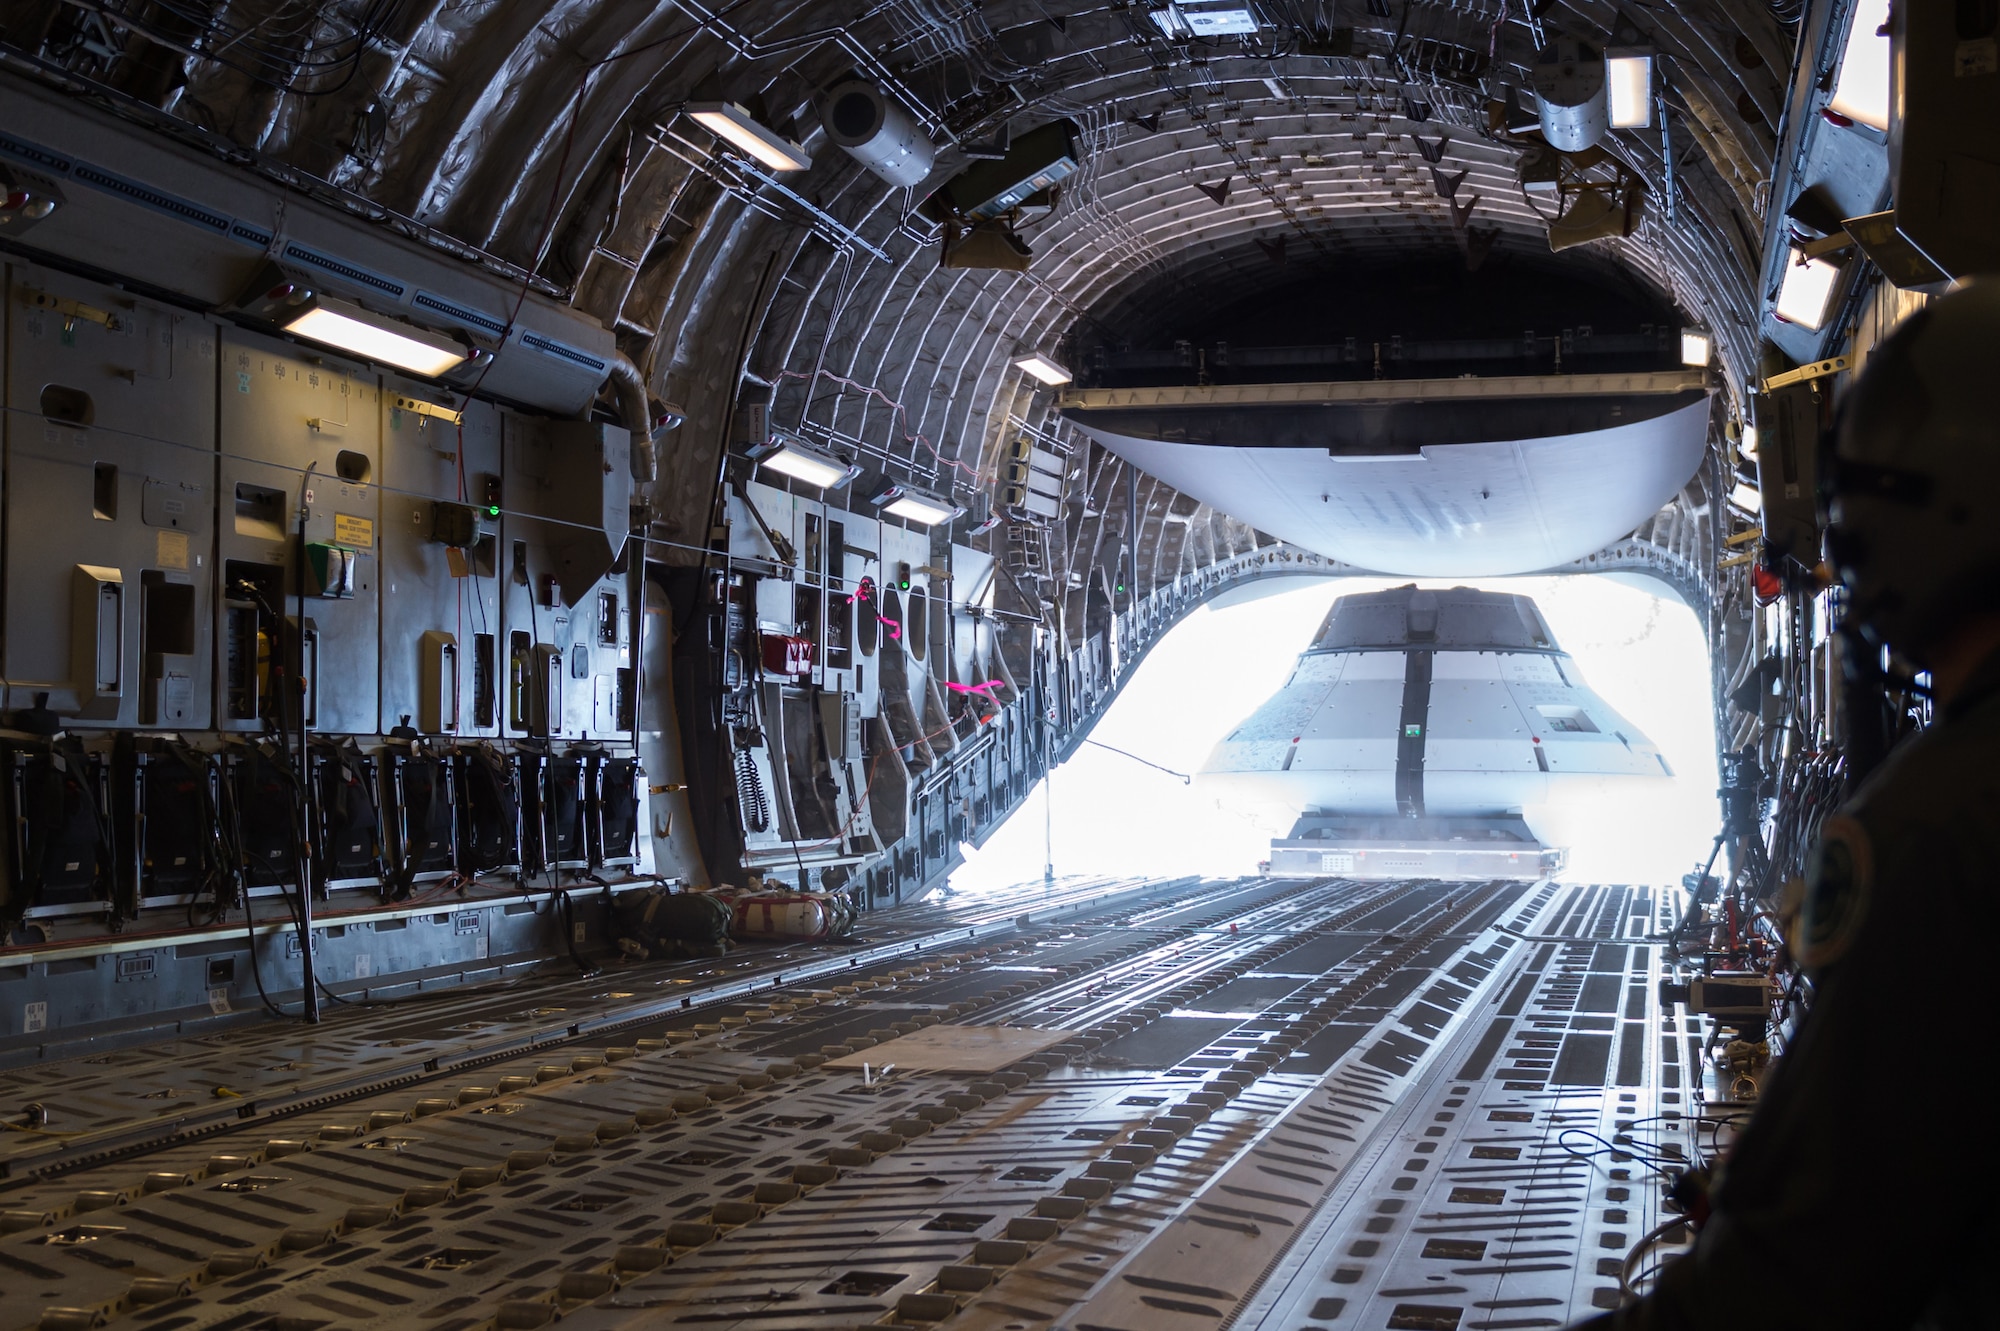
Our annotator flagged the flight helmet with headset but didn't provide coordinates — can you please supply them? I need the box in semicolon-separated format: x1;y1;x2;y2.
1824;279;2000;663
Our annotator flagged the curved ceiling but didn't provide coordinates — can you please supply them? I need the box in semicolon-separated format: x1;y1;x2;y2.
1088;244;1682;363
7;0;1786;589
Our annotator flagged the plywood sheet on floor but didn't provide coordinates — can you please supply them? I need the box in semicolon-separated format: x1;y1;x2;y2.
824;1025;1079;1072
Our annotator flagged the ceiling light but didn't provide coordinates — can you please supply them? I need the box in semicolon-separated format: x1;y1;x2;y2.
688;102;813;172
1180;2;1260;35
0;163;64;237
1680;328;1711;366
1728;482;1763;514
284;297;468;377
1014;353;1072;386
1149;1;1259;36
871;483;963;527
749;433;859;490
1604;50;1654;128
1740;424;1759;460
1828;0;1892;132
1603;14;1656;130
2;190;55;219
228;263;475;377
1773;246;1841;330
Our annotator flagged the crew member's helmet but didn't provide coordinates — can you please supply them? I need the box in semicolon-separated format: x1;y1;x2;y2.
1826;280;2000;661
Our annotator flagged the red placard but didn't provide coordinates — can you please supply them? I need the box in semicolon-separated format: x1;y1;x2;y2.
760;633;816;676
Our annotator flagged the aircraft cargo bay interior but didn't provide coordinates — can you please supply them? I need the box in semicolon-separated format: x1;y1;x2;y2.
0;2;1990;1329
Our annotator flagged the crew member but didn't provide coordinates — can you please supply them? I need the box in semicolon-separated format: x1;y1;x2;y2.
1573;281;2000;1328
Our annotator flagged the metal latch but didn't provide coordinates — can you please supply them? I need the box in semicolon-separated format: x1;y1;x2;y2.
393;393;465;426
1759;355;1850;393
25;289;124;332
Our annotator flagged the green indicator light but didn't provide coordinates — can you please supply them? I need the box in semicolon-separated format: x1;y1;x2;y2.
1404;724;1423;738
487;505;501;517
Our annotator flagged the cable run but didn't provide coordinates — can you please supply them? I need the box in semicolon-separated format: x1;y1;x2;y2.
1083;738;1193;784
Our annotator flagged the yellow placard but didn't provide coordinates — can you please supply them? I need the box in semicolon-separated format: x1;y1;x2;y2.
156;529;189;570
333;513;374;548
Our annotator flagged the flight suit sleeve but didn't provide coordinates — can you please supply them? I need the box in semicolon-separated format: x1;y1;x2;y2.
1566;808;1994;1331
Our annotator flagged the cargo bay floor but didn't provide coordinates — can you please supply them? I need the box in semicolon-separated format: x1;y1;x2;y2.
0;876;1706;1331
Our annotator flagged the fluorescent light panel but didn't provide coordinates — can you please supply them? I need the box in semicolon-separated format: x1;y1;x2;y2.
1729;482;1762;514
884;495;960;526
756;436;857;489
874;484;962;526
1605;54;1654;128
1828;0;1892;131
1680;329;1711;366
1014;353;1072;385
689;103;813;172
283;299;468;377
1774;247;1841;330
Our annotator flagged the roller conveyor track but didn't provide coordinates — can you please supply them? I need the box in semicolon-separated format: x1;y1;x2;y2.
0;875;1271;1183
0;877;1703;1331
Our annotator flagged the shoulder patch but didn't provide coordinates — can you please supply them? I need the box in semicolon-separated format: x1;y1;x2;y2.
1797;815;1874;972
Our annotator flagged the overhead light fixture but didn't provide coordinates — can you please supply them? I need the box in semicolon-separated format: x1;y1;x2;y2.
1179;2;1260;35
284;299;471;378
748;432;859;490
1740;424;1759;460
1679;328;1711;366
232;266;472;377
1773;245;1841;330
1603;15;1655;129
1728;482;1763;514
0;163;64;237
1149;2;1260;36
871;483;963;527
1013;352;1072;386
688;102;813;172
1604;49;1654;128
1827;0;1892;132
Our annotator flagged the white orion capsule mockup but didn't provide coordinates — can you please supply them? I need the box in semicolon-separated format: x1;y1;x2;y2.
1202;585;1669;880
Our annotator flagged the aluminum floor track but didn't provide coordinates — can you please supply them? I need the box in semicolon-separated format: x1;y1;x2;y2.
0;876;1700;1331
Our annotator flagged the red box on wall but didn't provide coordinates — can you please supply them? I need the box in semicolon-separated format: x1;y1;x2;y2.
760;633;816;676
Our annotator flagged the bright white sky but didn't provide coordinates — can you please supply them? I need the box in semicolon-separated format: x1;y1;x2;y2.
947;573;1719;892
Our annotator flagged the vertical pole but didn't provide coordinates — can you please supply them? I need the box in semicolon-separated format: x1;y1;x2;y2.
1658;70;1677;226
295;465;320;1024
1043;766;1054;890
1126;463;1140;613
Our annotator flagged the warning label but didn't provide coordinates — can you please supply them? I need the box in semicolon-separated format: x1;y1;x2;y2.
333;513;374;548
